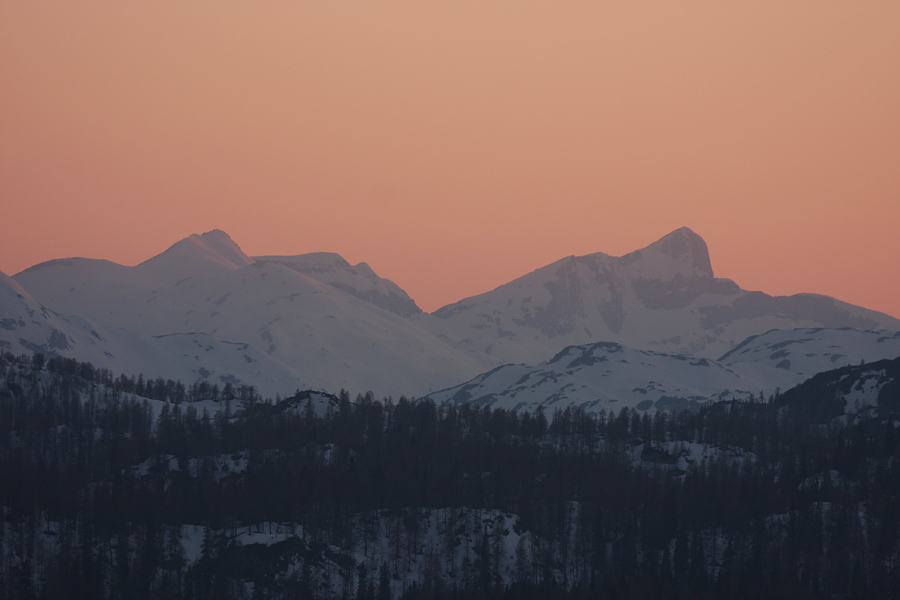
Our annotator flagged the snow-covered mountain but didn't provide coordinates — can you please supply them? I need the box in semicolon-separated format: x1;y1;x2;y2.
775;355;900;422
427;342;751;415
253;252;422;318
5;227;899;402
427;328;900;414
0;267;317;395
0;269;98;358
11;230;485;398
719;327;900;395
425;227;900;365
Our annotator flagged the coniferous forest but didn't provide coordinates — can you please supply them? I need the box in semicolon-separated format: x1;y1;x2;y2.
2;351;900;599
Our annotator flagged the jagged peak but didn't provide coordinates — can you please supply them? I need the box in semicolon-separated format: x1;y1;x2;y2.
191;229;254;268
619;227;713;279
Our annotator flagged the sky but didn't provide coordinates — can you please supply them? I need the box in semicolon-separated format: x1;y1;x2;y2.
1;2;899;318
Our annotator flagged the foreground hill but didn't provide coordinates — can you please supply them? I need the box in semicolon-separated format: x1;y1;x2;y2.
428;328;900;414
719;327;900;394
427;342;748;415
773;354;900;423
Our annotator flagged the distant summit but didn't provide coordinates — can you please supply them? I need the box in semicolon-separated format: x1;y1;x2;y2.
9;230;472;398
427;227;900;363
136;229;255;282
619;226;713;279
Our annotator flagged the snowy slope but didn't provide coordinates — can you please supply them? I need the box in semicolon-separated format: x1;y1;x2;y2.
719;328;900;394
427;342;755;415
425;227;900;365
775;355;900;421
13;230;485;398
428;328;900;414
253;252;422;317
7;227;899;402
0;269;96;358
0;270;314;395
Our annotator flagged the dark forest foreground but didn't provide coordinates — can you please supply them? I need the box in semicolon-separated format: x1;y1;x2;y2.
2;352;900;599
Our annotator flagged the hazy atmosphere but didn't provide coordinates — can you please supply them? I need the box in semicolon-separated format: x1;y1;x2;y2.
2;2;898;316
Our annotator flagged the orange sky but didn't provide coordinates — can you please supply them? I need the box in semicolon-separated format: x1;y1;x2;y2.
2;2;899;317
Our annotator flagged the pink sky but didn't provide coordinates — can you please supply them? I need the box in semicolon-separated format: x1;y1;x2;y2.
2;3;899;317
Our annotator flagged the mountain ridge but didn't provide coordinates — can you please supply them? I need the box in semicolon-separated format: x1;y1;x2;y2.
4;227;898;399
426;327;900;414
425;227;898;363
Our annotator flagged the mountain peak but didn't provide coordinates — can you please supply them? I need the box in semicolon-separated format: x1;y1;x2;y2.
136;229;254;281
620;227;713;279
192;229;254;267
657;226;702;244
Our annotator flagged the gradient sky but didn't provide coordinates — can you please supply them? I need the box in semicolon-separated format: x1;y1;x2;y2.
2;3;899;317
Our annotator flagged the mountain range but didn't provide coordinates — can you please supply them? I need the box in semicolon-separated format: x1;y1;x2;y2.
2;227;898;401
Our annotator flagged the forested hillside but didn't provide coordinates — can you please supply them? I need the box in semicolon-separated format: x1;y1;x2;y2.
2;352;900;599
